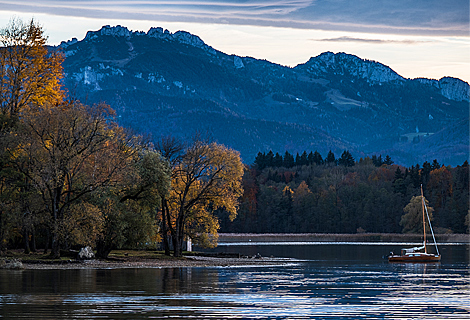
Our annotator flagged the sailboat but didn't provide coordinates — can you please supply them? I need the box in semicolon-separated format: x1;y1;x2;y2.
388;185;441;262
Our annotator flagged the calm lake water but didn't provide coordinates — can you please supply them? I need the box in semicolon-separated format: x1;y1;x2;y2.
0;243;468;319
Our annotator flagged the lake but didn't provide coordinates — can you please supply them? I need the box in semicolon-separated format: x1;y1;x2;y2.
0;243;468;319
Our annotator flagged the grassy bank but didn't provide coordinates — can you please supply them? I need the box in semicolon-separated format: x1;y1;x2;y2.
218;233;469;243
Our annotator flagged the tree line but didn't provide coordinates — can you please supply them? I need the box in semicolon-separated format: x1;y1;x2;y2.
0;18;244;258
218;151;469;235
254;150;393;169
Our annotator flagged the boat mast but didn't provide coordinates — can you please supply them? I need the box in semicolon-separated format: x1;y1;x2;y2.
424;197;440;256
421;184;427;254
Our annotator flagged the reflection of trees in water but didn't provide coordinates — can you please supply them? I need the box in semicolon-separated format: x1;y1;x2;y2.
0;254;468;320
158;268;222;295
9;268;222;295
161;268;193;293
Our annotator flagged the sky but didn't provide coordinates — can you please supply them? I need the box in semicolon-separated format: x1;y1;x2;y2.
1;0;469;83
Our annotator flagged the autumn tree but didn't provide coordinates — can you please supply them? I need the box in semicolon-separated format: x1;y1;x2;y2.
94;150;171;258
427;166;453;211
155;135;185;255
0;17;63;120
162;139;244;257
0;17;64;252
400;195;434;234
9;101;140;258
292;181;313;231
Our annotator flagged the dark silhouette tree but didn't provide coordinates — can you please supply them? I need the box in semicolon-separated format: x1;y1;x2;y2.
254;152;269;170
273;152;283;167
283;151;295;168
298;151;308;166
338;150;355;167
265;150;274;168
326;150;336;166
431;159;441;170
372;155;383;167
384;155;393;165
312;150;323;165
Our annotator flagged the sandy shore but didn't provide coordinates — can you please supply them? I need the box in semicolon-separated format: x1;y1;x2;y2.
15;256;299;270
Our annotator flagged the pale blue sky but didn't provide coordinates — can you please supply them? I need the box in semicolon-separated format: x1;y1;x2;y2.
1;0;469;82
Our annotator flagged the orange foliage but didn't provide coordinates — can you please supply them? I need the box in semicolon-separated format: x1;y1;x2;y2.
0;18;64;117
368;166;394;182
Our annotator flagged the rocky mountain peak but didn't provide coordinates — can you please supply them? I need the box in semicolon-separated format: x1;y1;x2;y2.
84;25;132;40
77;25;216;55
416;77;469;102
298;51;405;84
59;37;78;49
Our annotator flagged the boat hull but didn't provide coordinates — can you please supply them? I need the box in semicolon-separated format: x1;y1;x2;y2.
388;254;441;262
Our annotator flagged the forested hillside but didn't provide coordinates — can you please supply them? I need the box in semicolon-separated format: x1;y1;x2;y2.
218;151;469;234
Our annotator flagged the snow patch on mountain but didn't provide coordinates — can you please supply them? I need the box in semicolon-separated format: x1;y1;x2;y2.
71;65;124;91
234;56;245;69
64;50;76;57
148;73;165;84
72;66;102;90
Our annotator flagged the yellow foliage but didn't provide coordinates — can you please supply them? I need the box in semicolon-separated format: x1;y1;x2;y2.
61;202;105;247
164;141;244;249
400;196;434;234
283;185;294;196
0;17;64;117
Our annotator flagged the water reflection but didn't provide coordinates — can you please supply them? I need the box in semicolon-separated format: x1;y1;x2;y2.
0;244;468;319
205;243;469;264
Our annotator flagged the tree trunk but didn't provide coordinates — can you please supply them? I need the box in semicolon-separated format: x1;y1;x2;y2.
0;211;5;254
50;211;60;258
50;232;60;258
23;228;30;254
173;214;185;257
96;239;113;259
31;228;36;252
43;229;50;254
161;198;171;256
172;234;181;257
50;188;61;259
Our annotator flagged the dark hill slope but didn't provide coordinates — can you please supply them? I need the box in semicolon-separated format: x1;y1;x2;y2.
60;25;469;166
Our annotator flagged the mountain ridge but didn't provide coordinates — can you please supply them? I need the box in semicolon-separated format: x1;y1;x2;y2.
57;25;469;166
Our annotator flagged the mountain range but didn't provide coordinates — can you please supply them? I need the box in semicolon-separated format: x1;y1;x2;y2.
58;25;469;166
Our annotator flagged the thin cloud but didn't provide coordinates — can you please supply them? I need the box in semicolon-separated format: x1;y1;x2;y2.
0;0;468;36
317;36;433;45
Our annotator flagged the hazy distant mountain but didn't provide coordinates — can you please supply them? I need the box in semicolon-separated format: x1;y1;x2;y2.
59;25;469;166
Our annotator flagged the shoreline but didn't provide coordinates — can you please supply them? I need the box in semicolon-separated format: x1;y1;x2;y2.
218;233;469;244
1;249;300;270
13;256;298;270
3;233;468;270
